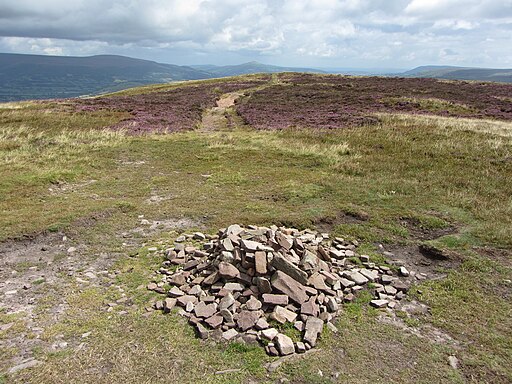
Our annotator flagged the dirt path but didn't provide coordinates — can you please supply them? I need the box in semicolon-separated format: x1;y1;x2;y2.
198;74;281;132
198;91;243;132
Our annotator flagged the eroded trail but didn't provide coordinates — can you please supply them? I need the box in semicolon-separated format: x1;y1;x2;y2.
198;91;243;132
198;74;280;132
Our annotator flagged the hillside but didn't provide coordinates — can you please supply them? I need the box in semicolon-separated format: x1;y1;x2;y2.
3;52;511;102
0;54;323;102
1;74;512;383
405;65;512;83
0;53;213;102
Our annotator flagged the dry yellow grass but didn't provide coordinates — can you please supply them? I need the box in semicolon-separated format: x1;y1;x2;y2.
378;113;512;139
0;125;125;165
207;131;356;168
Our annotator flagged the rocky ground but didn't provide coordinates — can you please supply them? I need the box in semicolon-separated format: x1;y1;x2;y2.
147;224;419;356
0;217;461;379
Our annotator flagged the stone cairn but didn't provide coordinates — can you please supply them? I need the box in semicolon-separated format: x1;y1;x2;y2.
147;224;411;356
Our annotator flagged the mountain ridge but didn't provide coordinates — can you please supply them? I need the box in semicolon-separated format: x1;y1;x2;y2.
2;53;512;102
403;65;512;82
0;53;324;102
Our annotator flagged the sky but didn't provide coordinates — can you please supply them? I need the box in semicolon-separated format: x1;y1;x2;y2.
0;0;511;69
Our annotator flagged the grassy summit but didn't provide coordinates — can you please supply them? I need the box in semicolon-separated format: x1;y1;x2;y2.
0;74;511;383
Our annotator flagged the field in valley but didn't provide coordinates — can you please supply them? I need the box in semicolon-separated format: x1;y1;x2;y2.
0;73;511;384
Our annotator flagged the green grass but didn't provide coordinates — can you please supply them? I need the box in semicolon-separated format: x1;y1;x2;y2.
2;102;511;245
413;254;512;382
1;79;512;383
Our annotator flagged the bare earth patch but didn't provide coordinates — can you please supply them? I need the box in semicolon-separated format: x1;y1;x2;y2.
0;216;200;377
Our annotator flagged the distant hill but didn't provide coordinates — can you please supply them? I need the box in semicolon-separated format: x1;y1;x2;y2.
191;61;324;77
0;53;212;102
3;52;511;102
0;54;325;102
404;65;512;83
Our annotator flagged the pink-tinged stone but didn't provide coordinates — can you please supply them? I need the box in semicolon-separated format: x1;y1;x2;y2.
271;271;308;304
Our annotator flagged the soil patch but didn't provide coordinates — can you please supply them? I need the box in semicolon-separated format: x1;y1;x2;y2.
314;211;369;233
381;244;461;278
398;217;457;241
0;215;200;375
475;246;512;268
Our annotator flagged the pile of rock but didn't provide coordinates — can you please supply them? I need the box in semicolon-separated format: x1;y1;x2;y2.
147;224;411;356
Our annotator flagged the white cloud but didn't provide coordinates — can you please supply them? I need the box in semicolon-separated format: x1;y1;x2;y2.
0;0;511;67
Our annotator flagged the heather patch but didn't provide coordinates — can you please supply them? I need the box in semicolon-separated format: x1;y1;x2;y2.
236;74;512;130
75;77;270;134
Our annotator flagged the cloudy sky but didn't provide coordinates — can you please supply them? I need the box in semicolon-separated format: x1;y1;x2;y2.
0;0;511;69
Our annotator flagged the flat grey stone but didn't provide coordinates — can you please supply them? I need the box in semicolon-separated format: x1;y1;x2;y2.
308;272;328;290
275;333;295;355
296;341;306;353
205;315;224;328
326;296;339;312
168;287;185;298
221;238;234;251
359;269;378;282
370;299;389;308
185;301;195;312
384;285;398;295
224;282;245;291
304;316;324;347
261;327;279;340
194;302;217;318
219;293;235;310
254;251;268;274
240;239;262;251
219;309;234;323
276;232;293;250
246;296;262;311
348;271;369;285
177;295;198;307
339;277;355;288
218;262;240;279
293;321;306;332
163;298;177;312
301;296;319;316
222;328;238;341
193;232;206;240
255;317;269;330
220;251;235;263
381;275;395;284
237;310;261;331
271;306;297;324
